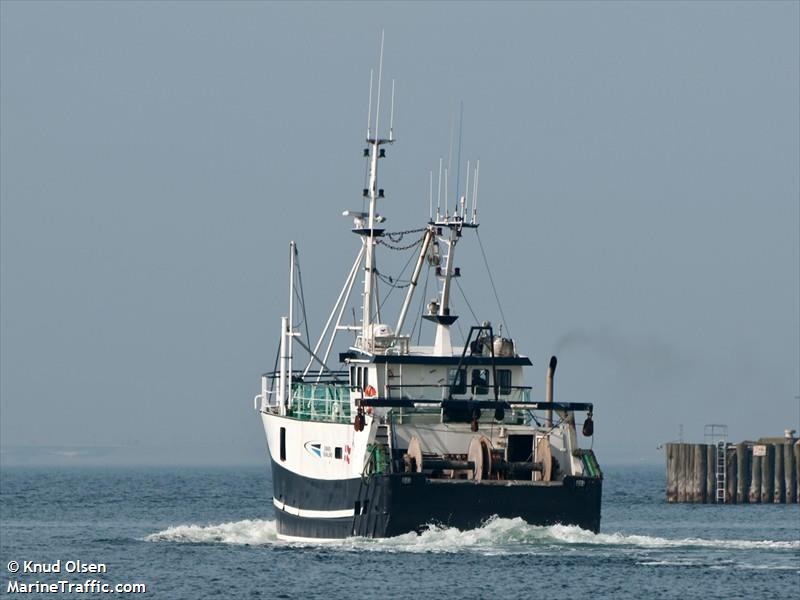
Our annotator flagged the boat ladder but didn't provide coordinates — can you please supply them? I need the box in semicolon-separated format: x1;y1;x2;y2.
374;416;397;472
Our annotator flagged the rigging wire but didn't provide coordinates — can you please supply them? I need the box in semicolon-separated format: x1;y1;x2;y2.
374;236;422;288
293;248;311;344
475;229;511;337
411;264;430;344
372;253;381;324
377;241;419;312
270;337;280;396
452;298;466;345
376;271;412;288
292;287;305;330
454;277;479;325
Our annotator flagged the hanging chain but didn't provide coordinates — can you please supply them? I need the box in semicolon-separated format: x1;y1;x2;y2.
387;227;427;241
375;268;412;289
378;227;428;250
378;236;424;251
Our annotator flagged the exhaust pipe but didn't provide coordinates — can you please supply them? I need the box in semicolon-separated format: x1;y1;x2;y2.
545;355;557;427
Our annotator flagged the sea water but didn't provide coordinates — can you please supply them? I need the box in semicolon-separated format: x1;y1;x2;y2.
1;465;797;599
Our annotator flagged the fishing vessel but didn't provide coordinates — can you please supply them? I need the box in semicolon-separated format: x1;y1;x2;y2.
254;57;602;541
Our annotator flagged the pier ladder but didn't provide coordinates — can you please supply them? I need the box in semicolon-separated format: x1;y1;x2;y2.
705;424;728;503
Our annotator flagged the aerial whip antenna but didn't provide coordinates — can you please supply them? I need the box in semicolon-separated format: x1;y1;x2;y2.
444;167;448;218
447;112;454;219
389;79;396;142
461;161;469;222
471;160;480;223
436;157;443;221
455;101;463;206
463;160;470;220
366;69;373;139
374;30;385;139
429;170;433;221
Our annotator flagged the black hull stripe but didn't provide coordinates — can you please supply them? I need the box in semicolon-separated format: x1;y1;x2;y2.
275;508;355;540
270;456;362;512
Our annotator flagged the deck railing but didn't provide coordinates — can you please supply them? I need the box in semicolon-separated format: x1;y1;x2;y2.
289;382;352;423
385;384;532;404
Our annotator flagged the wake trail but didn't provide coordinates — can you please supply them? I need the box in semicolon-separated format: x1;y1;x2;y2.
144;517;799;553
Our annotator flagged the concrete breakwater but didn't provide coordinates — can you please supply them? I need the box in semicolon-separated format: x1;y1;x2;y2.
665;441;800;503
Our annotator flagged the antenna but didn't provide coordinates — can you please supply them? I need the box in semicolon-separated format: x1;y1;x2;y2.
389;79;395;141
374;30;385;140
464;160;470;220
455;101;463;205
470;162;476;222
447;113;454;211
444;167;448;219
366;69;373;139
436;157;442;220
471;160;480;223
429;170;433;221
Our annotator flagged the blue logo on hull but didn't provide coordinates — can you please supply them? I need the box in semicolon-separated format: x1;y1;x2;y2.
304;441;322;458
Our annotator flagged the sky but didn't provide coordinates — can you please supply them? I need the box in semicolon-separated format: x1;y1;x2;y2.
1;1;798;466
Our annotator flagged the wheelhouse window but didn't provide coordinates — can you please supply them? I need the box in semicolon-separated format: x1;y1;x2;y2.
448;368;466;395
496;369;512;395
351;366;369;391
472;369;489;395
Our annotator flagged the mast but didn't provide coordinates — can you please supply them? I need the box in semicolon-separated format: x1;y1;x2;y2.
288;241;295;395
362;126;379;344
359;31;392;350
433;222;458;355
278;316;288;414
424;161;480;355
